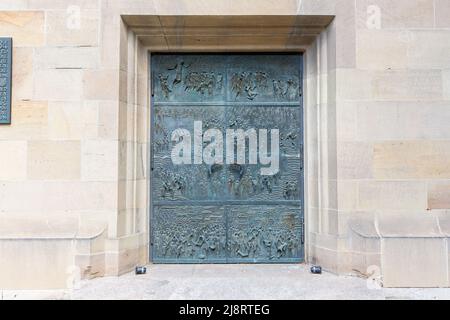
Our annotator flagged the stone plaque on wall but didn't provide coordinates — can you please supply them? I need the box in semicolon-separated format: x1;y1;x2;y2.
0;38;12;125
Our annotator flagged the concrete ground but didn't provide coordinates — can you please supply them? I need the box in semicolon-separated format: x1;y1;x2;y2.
2;264;450;300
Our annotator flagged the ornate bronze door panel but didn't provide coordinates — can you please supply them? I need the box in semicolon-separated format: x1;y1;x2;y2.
151;54;304;263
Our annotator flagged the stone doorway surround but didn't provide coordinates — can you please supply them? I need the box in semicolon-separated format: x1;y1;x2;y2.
119;13;335;273
1;0;449;290
121;13;450;289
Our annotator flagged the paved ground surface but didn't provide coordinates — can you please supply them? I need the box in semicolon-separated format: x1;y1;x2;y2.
2;264;450;300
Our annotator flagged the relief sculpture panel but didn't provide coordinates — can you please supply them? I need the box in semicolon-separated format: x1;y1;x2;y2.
152;105;226;201
152;54;226;103
151;54;304;263
152;54;302;104
227;206;303;262
152;206;227;262
152;205;303;263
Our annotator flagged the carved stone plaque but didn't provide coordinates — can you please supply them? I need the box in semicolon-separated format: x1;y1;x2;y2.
0;38;12;125
151;54;304;263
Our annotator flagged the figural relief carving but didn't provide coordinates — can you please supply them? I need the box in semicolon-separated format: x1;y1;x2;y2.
228;208;301;260
153;206;302;261
230;71;268;101
158;60;224;98
273;78;301;100
152;54;304;263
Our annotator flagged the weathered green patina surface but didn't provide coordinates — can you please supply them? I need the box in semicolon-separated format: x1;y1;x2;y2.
151;54;303;263
0;38;12;125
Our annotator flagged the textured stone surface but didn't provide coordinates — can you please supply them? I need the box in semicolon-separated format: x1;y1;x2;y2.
34;47;99;70
428;183;450;210
371;70;443;101
0;11;44;46
27;141;81;180
356;30;408;70
0;141;27;180
356;102;450;141
0;101;48;140
406;31;450;69
12;47;34;100
358;181;427;212
337;142;373;179
382;239;448;288
443;70;450;101
81;140;119;181
377;214;442;238
373;141;450;179
0;240;74;290
435;0;450;28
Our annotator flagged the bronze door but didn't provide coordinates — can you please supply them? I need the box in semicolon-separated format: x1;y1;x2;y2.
151;54;304;263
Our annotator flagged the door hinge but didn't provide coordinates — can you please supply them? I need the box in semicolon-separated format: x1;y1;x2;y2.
301;218;305;245
151;70;155;97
